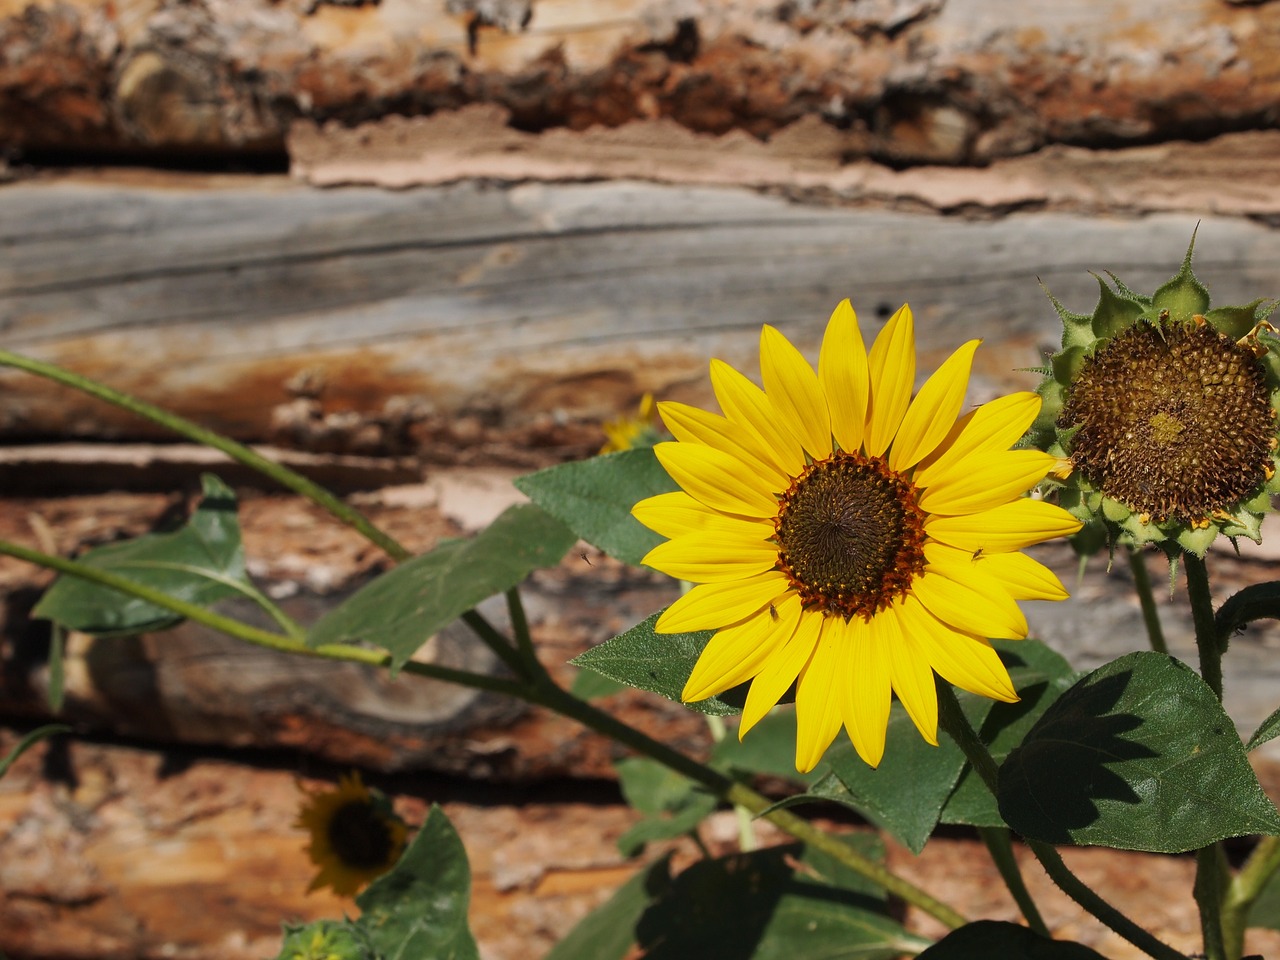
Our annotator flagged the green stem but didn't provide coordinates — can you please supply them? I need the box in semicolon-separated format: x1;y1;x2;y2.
504;587;541;677
8;535;966;930
1184;552;1232;959
1184;553;1223;701
1128;548;1169;654
1195;846;1229;960
532;678;967;930
978;826;1050;936
1223;836;1280;958
936;683;1187;960
0;540;525;699
0;350;412;564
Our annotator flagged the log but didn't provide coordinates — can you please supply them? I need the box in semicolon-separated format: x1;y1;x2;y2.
4;0;1280;164
5;175;1279;454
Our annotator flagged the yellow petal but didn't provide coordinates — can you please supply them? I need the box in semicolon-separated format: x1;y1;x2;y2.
657;400;791;493
654;441;779;518
911;567;1027;641
924;499;1083;554
916;450;1059;516
819;299;871;454
641;532;779;583
913;392;1041;489
633;490;774;541
682;597;797;702
839;614;891;768
898;595;1018;702
760;324;833;460
974;551;1069;601
793;619;845;773
865;303;915;457
656;570;792;633
889;340;981;472
883;602;939;746
740;606;823;737
710;359;807;476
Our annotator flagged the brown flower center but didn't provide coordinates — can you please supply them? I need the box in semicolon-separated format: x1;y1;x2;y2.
328;800;396;870
774;452;927;619
1059;321;1273;522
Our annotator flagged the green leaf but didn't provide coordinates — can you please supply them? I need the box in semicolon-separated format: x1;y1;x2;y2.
0;724;71;779
544;858;672;960
514;449;678;566
613;757;718;856
635;844;927;960
1206;298;1279;340
1247;706;1280;753
942;641;1079;827
570;610;741;716
999;652;1280;852
916;921;1107;959
1150;232;1211;322
711;711;822;785
816;689;995;854
276;919;376;960
1247;852;1280;931
33;474;248;636
570;667;628;701
356;805;479;960
308;503;576;670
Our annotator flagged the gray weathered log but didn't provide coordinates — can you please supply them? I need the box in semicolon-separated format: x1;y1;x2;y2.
5;176;1279;453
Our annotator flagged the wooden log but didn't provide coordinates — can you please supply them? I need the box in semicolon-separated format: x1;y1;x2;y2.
4;0;1280;164
5;175;1280;453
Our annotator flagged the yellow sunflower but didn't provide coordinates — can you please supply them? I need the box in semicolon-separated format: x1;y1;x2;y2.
632;300;1082;772
296;772;408;896
601;393;663;453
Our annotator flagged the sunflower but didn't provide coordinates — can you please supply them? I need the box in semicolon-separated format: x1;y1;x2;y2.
631;300;1081;772
296;772;408;896
601;393;664;453
1031;239;1280;558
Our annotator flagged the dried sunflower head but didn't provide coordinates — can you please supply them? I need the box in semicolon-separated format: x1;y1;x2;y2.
1032;236;1280;558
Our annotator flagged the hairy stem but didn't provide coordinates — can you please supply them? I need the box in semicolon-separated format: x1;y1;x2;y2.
1128;548;1169;654
978;826;1050;936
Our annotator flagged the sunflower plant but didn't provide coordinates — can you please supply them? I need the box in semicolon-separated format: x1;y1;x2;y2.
5;255;1280;960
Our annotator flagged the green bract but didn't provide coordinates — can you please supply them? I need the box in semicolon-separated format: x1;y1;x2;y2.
1032;237;1280;558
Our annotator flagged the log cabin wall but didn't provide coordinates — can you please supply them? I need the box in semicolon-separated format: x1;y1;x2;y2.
7;1;1280;958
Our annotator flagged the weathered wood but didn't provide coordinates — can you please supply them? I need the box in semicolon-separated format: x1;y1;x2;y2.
4;0;1280;164
5;175;1280;453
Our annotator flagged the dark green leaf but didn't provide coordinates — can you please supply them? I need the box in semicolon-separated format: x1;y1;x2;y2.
999;652;1280;852
614;757;718;856
0;724;71;779
309;504;576;670
818;690;995;854
1247;706;1280;753
514;449;678;566
636;844;928;960
916;921;1107;959
33;474;247;636
571;610;740;716
942;641;1079;827
356;805;479;960
544;858;672;960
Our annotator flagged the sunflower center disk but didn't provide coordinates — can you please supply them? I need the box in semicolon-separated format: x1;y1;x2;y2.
774;453;927;619
328;800;396;870
1060;322;1273;522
